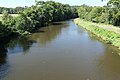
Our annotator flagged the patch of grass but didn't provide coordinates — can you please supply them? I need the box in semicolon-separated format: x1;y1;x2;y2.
74;18;120;50
0;14;19;21
10;14;19;17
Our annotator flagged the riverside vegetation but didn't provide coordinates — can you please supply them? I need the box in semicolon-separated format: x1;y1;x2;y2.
1;0;120;49
75;0;120;49
77;0;120;26
0;1;78;38
74;19;120;49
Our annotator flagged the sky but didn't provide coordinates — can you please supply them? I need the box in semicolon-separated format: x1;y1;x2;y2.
0;0;108;8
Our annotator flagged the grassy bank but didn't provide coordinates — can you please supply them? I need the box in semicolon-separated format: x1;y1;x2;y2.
74;18;120;49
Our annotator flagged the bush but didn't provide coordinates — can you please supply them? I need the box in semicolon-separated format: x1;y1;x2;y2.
2;11;15;28
15;13;35;33
112;11;120;26
0;21;11;37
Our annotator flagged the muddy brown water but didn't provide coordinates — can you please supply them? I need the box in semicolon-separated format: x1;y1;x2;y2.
0;20;120;80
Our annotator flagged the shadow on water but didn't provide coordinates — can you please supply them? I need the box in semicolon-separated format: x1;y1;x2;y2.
1;20;120;80
0;50;8;80
0;35;36;79
32;22;64;33
30;22;67;47
7;36;36;54
0;38;9;79
0;21;67;79
52;22;63;25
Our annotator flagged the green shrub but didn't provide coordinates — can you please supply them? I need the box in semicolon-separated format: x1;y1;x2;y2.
15;13;35;33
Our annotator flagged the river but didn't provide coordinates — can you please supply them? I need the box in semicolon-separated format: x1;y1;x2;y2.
0;20;120;80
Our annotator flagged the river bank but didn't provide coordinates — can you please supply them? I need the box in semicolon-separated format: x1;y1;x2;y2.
74;18;120;50
2;20;120;80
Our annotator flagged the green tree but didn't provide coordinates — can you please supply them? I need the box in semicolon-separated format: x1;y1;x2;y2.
2;11;15;28
112;11;120;26
15;13;35;33
78;5;92;20
107;0;120;25
1;11;15;37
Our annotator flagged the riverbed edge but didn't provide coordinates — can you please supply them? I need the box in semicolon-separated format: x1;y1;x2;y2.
74;18;120;50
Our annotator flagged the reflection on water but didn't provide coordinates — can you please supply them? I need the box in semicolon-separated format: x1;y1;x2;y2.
30;22;68;47
0;36;35;79
0;52;8;80
0;39;9;79
7;36;36;54
1;20;120;80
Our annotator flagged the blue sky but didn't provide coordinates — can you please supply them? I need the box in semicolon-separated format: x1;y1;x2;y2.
0;0;108;8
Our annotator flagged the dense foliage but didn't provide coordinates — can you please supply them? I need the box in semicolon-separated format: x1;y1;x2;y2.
0;11;14;37
18;1;78;32
0;1;78;38
78;0;120;26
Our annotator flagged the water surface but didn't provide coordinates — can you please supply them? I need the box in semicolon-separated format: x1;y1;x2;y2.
0;20;120;80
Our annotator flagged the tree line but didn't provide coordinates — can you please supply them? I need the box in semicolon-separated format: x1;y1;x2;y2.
0;7;25;14
78;0;120;26
0;1;78;38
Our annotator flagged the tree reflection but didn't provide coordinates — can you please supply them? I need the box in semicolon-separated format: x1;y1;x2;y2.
7;36;36;54
0;35;35;79
0;46;7;65
0;38;9;79
30;22;66;47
